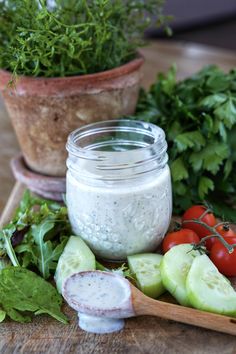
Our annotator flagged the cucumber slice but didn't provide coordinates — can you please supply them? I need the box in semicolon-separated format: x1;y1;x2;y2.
186;254;236;316
55;236;96;293
127;253;165;298
160;244;200;306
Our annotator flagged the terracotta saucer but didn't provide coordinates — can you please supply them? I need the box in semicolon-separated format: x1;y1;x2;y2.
11;154;66;201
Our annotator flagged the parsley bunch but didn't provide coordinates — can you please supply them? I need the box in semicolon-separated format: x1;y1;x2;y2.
130;66;236;220
0;0;170;77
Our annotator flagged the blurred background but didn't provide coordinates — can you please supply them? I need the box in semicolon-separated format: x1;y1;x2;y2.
147;0;236;51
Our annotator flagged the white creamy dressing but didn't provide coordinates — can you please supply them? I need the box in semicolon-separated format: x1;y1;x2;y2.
63;271;135;334
78;313;125;334
67;165;172;260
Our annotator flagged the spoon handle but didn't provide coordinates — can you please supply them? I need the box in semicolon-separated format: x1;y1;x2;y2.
132;289;236;336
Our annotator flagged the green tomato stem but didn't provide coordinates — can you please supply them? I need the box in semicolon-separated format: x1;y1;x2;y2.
213;221;233;230
198;207;212;221
182;219;235;253
174;221;182;231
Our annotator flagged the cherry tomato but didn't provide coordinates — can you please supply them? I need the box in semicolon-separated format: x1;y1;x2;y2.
210;236;236;276
182;205;216;239
216;224;235;237
162;228;200;253
205;224;235;250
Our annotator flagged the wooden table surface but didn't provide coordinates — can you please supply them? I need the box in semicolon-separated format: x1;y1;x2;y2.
0;40;236;353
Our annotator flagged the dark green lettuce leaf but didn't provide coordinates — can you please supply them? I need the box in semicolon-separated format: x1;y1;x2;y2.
0;267;68;324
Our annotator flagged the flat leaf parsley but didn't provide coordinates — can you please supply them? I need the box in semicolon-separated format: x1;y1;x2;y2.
129;65;236;220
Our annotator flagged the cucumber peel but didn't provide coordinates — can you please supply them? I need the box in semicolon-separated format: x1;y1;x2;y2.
128;253;165;298
55;236;96;293
186;254;236;316
160;244;201;306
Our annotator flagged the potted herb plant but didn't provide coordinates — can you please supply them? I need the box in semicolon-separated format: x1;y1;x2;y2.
0;0;169;176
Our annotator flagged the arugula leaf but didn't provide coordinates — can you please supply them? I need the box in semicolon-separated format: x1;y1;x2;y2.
0;267;68;324
0;226;20;266
31;220;56;279
0;191;71;279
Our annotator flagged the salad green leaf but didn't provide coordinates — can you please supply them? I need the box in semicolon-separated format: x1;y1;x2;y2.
0;267;68;323
0;191;71;278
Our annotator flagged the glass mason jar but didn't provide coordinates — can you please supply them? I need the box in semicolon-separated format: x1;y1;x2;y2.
66;120;172;261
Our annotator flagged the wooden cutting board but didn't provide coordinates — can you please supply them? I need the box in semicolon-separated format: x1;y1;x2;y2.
1;41;236;354
1;181;236;352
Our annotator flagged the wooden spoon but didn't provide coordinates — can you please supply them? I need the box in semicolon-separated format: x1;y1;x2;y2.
63;271;236;336
131;283;236;336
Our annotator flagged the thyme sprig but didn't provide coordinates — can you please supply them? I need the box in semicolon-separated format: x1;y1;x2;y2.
0;0;170;77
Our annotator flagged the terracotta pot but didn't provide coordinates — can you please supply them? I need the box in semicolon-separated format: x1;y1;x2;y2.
11;154;66;201
0;56;144;176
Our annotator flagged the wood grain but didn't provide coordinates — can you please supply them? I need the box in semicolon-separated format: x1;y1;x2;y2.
0;181;25;228
140;40;236;87
0;41;236;353
131;284;236;336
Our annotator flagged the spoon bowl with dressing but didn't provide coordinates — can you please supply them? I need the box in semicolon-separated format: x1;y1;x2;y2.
63;271;134;333
62;271;236;335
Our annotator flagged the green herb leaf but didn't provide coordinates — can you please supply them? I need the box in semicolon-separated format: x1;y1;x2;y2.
200;94;227;109
128;65;236;219
198;177;214;199
190;142;229;174
224;159;233;179
0;0;170;77
214;98;236;129
167;121;183;141
208;200;236;222
175;131;205;152
206;73;230;91
171;157;189;182
173;181;187;196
